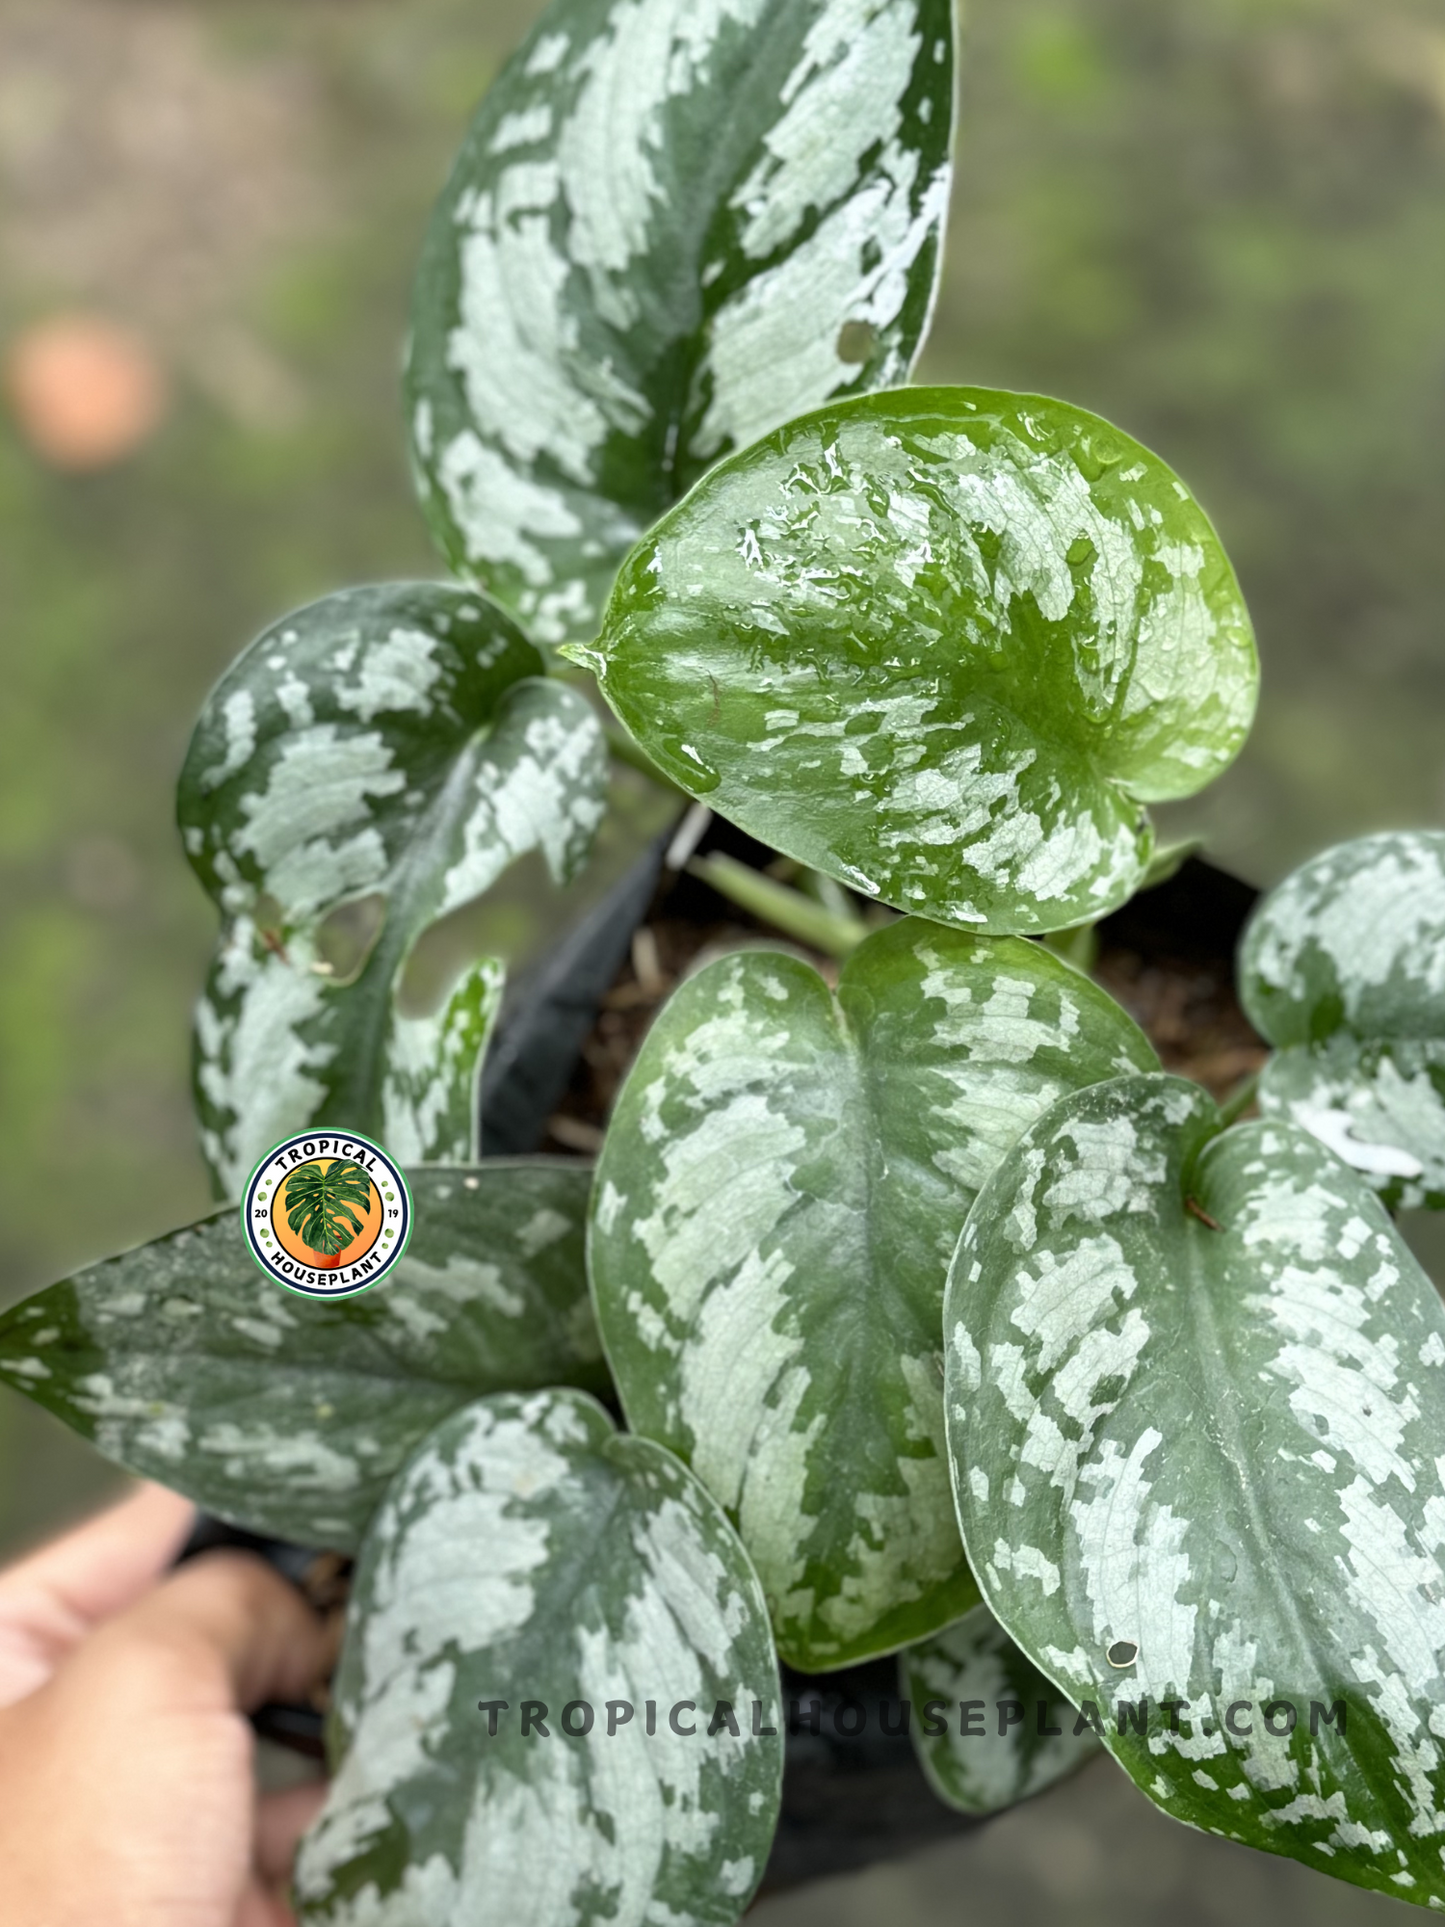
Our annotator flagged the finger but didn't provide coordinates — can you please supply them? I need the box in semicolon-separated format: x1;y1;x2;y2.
0;1482;195;1633
256;1780;328;1883
93;1549;335;1713
236;1873;298;1927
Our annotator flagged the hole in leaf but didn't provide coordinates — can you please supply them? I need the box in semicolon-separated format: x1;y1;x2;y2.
836;319;878;365
315;893;387;986
398;765;679;1016
1106;1640;1138;1668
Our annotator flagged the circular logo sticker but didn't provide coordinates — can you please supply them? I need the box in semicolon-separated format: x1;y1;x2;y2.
241;1132;411;1298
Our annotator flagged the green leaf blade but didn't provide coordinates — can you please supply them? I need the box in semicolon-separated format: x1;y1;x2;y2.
1255;1038;1445;1213
1241;832;1445;1208
583;387;1258;934
589;916;1157;1670
405;0;956;646
900;1601;1099;1815
0;1163;608;1551
295;1390;782;1925
946;1072;1445;1905
180;585;607;1193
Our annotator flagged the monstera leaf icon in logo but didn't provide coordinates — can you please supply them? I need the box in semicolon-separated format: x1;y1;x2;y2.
242;1131;411;1298
284;1159;374;1268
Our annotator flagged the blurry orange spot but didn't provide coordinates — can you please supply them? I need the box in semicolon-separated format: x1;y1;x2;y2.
5;314;167;471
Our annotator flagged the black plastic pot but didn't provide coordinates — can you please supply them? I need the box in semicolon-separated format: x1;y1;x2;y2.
181;821;1262;1894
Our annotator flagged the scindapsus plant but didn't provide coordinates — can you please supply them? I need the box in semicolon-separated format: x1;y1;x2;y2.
4;0;1445;1918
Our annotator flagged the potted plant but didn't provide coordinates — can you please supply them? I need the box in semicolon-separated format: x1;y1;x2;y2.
5;0;1445;1918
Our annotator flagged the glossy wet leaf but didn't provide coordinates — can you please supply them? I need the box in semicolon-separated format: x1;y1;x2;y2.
1240;832;1445;1209
406;0;955;646
179;584;607;1194
0;1163;607;1550
295;1390;782;1926
589;916;1156;1670
572;387;1257;935
946;1073;1445;1907
900;1601;1098;1815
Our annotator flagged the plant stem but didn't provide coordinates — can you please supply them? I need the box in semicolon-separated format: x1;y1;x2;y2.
1141;836;1204;891
1217;1068;1261;1128
1041;921;1099;974
687;852;869;958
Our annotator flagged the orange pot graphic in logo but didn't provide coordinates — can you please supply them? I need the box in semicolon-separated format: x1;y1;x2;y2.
242;1132;410;1298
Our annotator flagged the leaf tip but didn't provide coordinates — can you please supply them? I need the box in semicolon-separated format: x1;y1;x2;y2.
557;640;603;676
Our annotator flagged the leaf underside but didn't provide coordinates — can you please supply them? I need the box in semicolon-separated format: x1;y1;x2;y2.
406;0;956;646
1241;832;1445;1209
946;1072;1445;1907
900;1600;1099;1815
179;583;607;1195
589;915;1157;1670
0;1163;608;1551
577;386;1258;936
296;1390;783;1927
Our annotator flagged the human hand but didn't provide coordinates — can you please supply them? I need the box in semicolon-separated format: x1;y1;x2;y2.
0;1482;335;1927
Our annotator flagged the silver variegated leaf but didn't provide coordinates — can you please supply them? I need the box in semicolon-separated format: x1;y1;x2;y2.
588;916;1157;1671
295;1390;783;1926
406;0;955;646
571;388;1258;935
179;585;608;1193
1240;832;1445;1209
946;1072;1445;1908
900;1600;1098;1815
0;1163;607;1551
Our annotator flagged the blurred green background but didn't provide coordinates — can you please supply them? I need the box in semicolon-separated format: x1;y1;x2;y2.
0;1;1441;1915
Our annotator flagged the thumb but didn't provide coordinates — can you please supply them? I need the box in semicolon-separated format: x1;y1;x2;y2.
77;1549;338;1715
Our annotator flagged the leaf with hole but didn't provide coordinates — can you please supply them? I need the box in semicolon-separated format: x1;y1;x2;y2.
179;584;608;1194
295;1390;782;1925
406;0;955;647
1240;832;1445;1209
945;1072;1445;1907
900;1600;1099;1814
571;387;1258;935
588;915;1157;1669
0;1163;607;1550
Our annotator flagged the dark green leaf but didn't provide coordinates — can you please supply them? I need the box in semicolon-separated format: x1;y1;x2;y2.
572;387;1258;934
296;1390;782;1925
946;1073;1445;1907
0;1163;607;1551
900;1601;1098;1814
179;584;608;1193
589;916;1157;1669
406;0;955;646
1240;832;1445;1209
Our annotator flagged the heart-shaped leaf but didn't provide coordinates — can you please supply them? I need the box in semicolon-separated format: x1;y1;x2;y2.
405;0;955;646
570;388;1258;934
295;1390;783;1926
0;1163;607;1550
588;916;1157;1670
946;1072;1445;1907
1240;832;1445;1209
899;1601;1099;1815
179;584;608;1194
